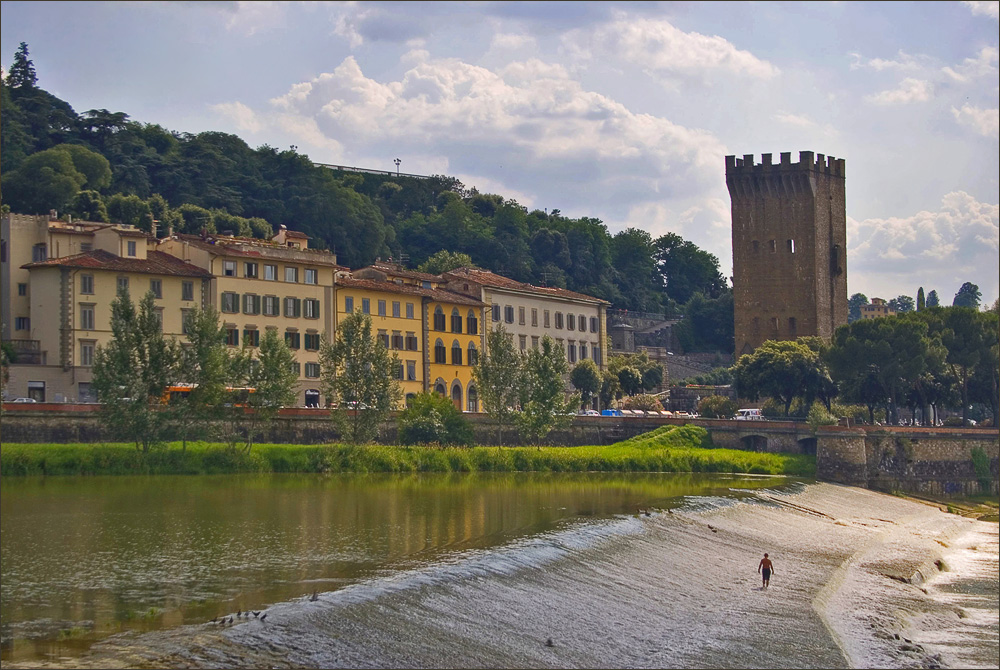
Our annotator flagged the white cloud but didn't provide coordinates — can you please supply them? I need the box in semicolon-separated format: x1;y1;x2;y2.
942;46;999;82
849;50;926;71
491;32;537;52
951;104;1000;139
223;1;283;37
865;78;933;105
210;101;263;133
563;16;779;81
963;1;1000;20
848;192;999;301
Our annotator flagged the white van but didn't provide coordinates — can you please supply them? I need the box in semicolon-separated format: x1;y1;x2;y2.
735;408;763;421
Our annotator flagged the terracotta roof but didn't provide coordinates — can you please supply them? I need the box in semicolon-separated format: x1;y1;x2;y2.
283;230;310;239
23;249;213;278
172;233;344;266
337;277;484;306
357;262;441;283
443;267;609;304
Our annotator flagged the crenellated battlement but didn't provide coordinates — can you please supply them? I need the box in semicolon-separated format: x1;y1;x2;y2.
725;151;845;178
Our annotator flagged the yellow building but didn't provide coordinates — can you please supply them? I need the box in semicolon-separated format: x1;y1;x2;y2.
336;263;485;410
860;297;896;320
158;226;344;407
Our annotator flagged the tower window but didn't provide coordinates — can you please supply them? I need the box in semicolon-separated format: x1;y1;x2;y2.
787;239;795;253
769;240;776;253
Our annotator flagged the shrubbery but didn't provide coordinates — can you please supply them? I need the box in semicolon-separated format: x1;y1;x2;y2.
397;392;474;446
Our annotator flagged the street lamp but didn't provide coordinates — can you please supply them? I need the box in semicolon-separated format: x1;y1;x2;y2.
394;158;401;176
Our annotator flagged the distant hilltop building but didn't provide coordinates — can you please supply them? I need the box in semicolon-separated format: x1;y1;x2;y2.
726;151;848;356
860;297;896;320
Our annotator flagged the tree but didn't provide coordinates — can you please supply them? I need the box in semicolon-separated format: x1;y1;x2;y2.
232;328;298;450
888;295;914;313
398;392;474;445
7;42;37;91
106;193;153;231
653;232;727;304
320;311;401;444
66;190;109;223
91;287;178;452
733;339;829;416
570;359;602;410
171;305;228;448
418;250;475;275
2;147;86;213
697;395;738;419
516;335;578;444
926;290;940;308
953;282;982;309
916;287;925;312
939;308;994;425
473;325;523;445
848;293;868;323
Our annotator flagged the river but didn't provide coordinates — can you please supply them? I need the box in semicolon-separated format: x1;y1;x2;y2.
1;473;995;668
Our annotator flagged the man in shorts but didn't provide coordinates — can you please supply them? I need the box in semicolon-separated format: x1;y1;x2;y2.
758;553;774;589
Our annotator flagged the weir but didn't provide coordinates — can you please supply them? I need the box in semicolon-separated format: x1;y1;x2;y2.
1;406;997;496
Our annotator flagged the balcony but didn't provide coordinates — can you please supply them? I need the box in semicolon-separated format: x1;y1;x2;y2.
4;339;43;365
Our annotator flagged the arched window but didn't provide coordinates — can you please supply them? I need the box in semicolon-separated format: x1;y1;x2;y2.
451;383;462;411
467;385;479;412
467;342;478;366
451;340;463;365
451;308;462;333
434;338;447;363
467;309;478;335
434;381;447;395
405;393;416;408
433;306;446;331
304;389;320;408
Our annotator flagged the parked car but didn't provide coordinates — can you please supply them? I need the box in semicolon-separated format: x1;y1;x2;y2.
7;397;37;403
579;409;600;416
735;408;763;421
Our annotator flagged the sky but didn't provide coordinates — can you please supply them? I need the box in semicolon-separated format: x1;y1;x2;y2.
2;1;998;307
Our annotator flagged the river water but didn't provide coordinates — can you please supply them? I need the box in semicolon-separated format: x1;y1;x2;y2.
1;473;996;668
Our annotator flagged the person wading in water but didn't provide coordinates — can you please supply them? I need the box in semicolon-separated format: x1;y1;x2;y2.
758;553;774;589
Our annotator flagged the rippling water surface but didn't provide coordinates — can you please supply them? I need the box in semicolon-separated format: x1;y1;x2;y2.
1;472;792;665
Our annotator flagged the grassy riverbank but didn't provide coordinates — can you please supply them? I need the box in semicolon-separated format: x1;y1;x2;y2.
0;425;815;478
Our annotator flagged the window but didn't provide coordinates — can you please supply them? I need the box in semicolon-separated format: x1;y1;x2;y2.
771;316;780;333
555;312;564;329
422;280;432;289
434;339;447;364
531;308;538;327
580;344;588;359
531;335;539;350
263;295;280;316
467;310;478;335
377;331;389;348
391;331;404;349
392;301;401;318
243;328;260;347
519;334;527;351
285;267;298;283
434;307;446;331
117;276;129;292
225;328;239;346
144;278;160;299
32;244;47;262
406;360;417;381
305;362;321;378
406;332;419;351
304;333;320;351
518;306;525;325
27;381;45;402
544;310;550;328
492;304;501;322
451;309;463;333
289;361;301;377
78;382;96;403
567;314;575;331
153;308;164;331
304;268;317;285
285;331;301;349
243;294;261;315
452;341;463;365
79;275;93;295
394;362;405;381
221;292;239;313
593;346;602;365
590;317;599;333
378;299;386;316
406;303;414;319
788;317;797;335
223;260;237;277
245;262;259;278
80;340;95;366
568;343;577;363
181;309;192;334
362;298;370;314
127;241;137;257
80;304;96;331
579;315;586;331
787;239;795;253
284;297;301;318
304;299;320;319
504;305;514;323
16;282;28;297
345;296;354;313
14;317;30;331
264;264;277;281
182;281;194;301
467;343;478;366
769;240;776;253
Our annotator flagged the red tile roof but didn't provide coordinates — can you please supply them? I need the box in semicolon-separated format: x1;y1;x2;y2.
356;262;441;283
442;267;609;304
23;249;213;278
336;277;484;306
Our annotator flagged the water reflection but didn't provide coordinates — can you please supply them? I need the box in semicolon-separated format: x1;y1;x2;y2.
1;472;798;663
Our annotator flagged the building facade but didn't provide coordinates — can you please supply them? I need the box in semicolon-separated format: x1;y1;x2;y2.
860;297;896;320
726;151;848;356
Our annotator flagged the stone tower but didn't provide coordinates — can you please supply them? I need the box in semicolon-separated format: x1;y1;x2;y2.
726;151;848;356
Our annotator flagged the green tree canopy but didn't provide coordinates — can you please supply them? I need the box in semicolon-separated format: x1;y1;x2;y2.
570;359;602;410
952;282;982;309
848;293;869;323
516;335;578;444
473;325;523;445
733;339;830;416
